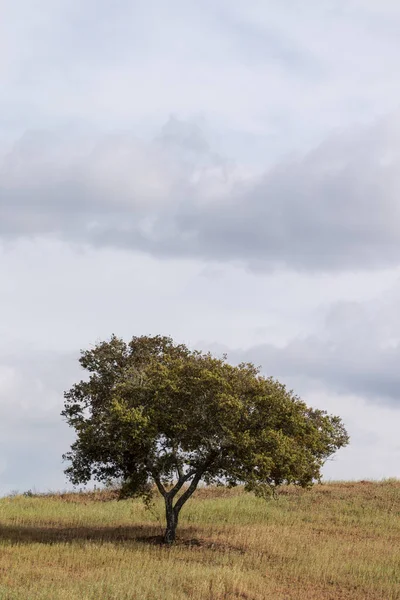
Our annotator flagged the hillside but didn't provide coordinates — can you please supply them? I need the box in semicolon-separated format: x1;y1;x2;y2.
0;481;399;599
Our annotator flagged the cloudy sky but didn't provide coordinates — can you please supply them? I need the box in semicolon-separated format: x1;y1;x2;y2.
1;0;400;494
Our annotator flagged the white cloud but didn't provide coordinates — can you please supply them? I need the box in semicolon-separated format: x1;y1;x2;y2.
306;389;400;481
2;0;400;146
0;351;78;495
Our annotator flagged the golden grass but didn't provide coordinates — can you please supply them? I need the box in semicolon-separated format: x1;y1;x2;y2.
0;480;399;599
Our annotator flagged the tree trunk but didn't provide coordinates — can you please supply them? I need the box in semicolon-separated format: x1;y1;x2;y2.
164;498;178;544
160;465;209;543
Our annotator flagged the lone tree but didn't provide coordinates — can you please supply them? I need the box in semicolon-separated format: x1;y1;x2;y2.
62;335;349;543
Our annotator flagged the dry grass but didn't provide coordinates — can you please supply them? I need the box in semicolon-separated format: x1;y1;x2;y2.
0;480;399;599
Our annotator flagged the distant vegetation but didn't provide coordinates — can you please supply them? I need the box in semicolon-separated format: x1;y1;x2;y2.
0;481;399;599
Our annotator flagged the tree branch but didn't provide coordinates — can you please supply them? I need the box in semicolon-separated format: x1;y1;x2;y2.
173;468;204;513
168;469;196;499
173;450;219;512
173;452;183;480
153;475;167;498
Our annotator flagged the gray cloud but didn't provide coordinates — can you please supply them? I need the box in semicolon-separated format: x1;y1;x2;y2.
2;115;400;272
231;288;400;406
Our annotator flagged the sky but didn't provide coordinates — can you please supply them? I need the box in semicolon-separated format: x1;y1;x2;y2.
1;0;400;494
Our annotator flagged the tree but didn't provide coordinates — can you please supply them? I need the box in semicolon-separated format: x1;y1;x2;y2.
62;335;349;543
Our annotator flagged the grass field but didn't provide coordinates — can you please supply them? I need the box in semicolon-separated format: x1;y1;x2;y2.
0;480;399;599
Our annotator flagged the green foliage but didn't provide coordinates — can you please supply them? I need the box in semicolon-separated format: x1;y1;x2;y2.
62;335;349;538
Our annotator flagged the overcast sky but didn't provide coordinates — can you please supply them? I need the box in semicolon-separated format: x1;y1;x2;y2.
1;0;400;495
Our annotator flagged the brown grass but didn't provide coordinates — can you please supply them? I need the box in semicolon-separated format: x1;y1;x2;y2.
0;480;399;599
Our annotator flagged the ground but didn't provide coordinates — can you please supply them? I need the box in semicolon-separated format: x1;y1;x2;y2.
0;481;399;599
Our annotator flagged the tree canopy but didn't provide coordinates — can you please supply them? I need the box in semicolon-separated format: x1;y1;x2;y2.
62;335;349;543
